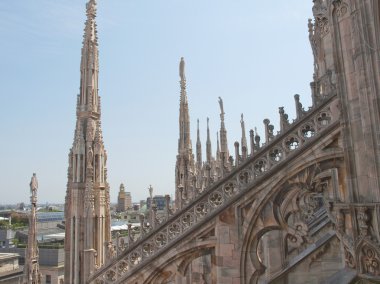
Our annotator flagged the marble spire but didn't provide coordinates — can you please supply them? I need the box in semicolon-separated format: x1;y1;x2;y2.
65;1;111;282
178;57;191;152
23;174;41;284
79;0;99;112
206;117;212;164
218;97;229;164
175;57;195;210
240;113;248;159
196;119;202;166
216;131;220;162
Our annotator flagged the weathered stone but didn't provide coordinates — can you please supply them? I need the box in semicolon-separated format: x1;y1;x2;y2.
66;1;380;283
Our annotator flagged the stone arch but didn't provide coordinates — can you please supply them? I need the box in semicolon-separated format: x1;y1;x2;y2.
147;270;174;284
241;149;343;284
356;239;380;278
142;243;215;284
177;247;213;276
247;226;282;284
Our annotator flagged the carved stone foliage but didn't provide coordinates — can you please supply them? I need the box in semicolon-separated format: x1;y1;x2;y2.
357;207;370;238
312;0;328;18
105;269;116;281
312;0;330;37
333;0;349;18
345;246;356;269
309;241;331;267
89;96;338;283
316;16;330;37
360;245;380;276
299;191;324;223
311;70;337;106
250;164;336;282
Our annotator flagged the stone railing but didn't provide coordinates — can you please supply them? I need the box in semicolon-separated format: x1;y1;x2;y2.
89;92;339;284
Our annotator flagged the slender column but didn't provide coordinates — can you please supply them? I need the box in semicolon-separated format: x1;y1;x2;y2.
234;142;240;167
23;173;41;284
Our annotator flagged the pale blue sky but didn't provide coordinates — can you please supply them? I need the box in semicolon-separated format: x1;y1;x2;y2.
0;1;313;204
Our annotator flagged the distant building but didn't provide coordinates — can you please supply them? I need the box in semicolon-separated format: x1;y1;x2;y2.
0;215;65;283
117;183;132;212
139;200;147;209
0;229;15;248
0;253;23;283
39;247;64;284
132;203;140;211
146;195;166;211
0;247;64;284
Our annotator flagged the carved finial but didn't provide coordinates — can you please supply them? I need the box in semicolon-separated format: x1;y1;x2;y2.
308;18;314;34
240;114;245;131
30;173;38;194
294;94;305;119
263;119;273;144
218;97;229;162
196;118;202;164
218;97;224;115
312;0;327;17
254;127;261;148
148;185;153;199
216;131;220;161
179;57;185;80
234;141;240;167
249;129;255;155
279;107;290;131
206;117;212;163
84;0;98;44
240;114;247;154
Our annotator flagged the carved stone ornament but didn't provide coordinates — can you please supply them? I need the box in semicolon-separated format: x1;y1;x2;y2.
309;242;331;267
312;0;330;37
333;0;348;18
86;118;95;141
316;16;330;37
361;246;380;276
87;146;94;168
344;246;356;268
107;242;116;260
312;0;328;18
105;269;116;281
357;207;369;237
335;209;345;232
299;193;321;222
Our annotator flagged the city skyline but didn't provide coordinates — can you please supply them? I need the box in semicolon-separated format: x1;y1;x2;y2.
0;1;313;204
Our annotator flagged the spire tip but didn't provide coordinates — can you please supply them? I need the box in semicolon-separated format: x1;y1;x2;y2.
179;57;185;80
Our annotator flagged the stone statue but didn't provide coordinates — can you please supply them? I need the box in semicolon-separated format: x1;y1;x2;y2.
179;57;185;80
218;97;224;114
149;185;153;199
87;146;94;168
30;173;38;193
106;241;116;259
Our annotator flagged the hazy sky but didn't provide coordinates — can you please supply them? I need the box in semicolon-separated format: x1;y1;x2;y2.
0;1;314;205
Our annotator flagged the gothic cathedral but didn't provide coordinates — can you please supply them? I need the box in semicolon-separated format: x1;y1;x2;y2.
65;0;380;283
